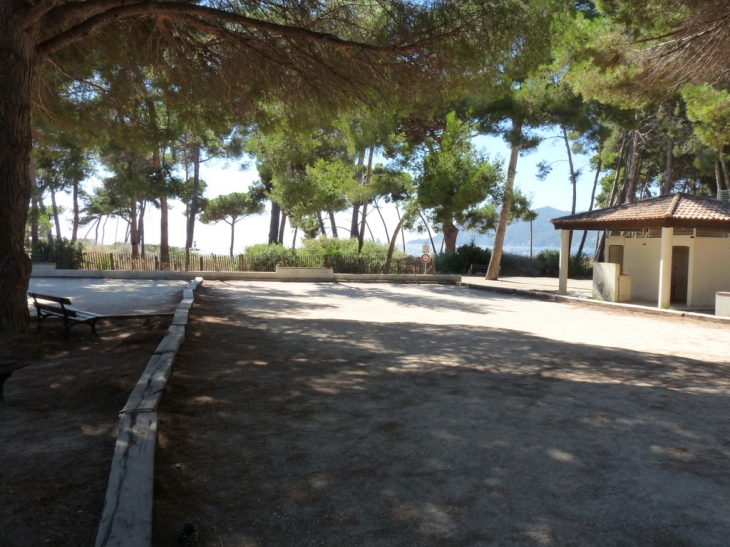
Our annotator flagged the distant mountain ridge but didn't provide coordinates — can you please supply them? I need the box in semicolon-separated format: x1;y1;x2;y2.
407;206;597;252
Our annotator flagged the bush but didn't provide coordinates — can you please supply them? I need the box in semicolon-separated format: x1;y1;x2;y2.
30;239;84;269
298;237;407;260
500;253;542;276
435;241;492;274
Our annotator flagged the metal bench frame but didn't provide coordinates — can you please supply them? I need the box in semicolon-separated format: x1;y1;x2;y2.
0;361;30;406
28;292;101;338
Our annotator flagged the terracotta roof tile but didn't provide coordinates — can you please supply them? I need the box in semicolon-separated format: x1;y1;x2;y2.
550;193;730;230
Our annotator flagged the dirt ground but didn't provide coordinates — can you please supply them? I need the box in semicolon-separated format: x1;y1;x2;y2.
0;317;169;547
154;281;730;547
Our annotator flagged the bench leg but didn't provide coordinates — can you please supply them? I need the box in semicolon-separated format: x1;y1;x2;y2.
90;319;99;337
63;317;70;339
0;372;11;406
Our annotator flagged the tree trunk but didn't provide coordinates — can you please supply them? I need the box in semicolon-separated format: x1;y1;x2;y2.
138;200;146;256
328;209;338;238
0;10;37;334
627;126;641;203
50;187;62;241
486;120;522;280
350;150;365;238
374;199;389;243
663;137;674;195
607;135;627;207
358;146;374;252
562;125;578;251
442;220;459;253
30;158;39;246
396;205;406;252
94;215;100;243
317;211;327;236
38;196;54;246
229;221;235;257
268;201;281;244
130;195;139;258
160;194;169;266
577;157;602;260
278;211;287;244
384;215;407;274
719;149;730;191
715;160;723;194
417;210;438;255
292;226;298;249
530;220;533;259
185;142;201;270
72;180;80;243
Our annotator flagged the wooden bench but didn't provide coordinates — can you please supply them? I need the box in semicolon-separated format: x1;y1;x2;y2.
28;292;101;338
0;361;30;406
469;264;490;276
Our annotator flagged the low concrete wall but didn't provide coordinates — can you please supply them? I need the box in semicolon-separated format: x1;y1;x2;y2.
593;263;620;302
716;292;730;317
31;267;461;284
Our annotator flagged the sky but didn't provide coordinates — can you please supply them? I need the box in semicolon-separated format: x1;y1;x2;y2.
50;130;597;255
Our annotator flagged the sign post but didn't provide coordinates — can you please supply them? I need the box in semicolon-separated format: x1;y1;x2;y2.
421;252;431;274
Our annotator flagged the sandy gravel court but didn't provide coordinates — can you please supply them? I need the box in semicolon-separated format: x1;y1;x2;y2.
153;281;730;547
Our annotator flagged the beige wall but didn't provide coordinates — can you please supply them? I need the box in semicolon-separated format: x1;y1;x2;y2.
617;237;661;302
690;238;730;307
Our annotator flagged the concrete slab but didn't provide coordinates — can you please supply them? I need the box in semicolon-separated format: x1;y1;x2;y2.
27;279;187;316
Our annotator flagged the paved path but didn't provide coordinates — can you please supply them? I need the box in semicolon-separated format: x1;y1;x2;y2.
153;281;730;547
27;278;187;316
462;275;593;296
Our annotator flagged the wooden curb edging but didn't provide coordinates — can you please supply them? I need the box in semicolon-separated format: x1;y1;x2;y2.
95;277;203;547
458;282;730;326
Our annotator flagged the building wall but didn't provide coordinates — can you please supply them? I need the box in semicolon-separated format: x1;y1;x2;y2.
618;237;662;302
690;237;730;307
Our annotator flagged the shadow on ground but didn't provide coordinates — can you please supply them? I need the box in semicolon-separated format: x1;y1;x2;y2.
153;286;730;547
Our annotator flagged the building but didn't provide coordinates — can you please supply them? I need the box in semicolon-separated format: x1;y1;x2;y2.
550;193;730;309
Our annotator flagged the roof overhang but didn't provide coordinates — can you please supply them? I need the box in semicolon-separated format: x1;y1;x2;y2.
551;218;730;231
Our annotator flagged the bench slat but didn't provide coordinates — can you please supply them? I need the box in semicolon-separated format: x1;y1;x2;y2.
28;292;72;305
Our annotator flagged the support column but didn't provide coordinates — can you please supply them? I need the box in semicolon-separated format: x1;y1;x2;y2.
658;227;673;307
559;229;570;295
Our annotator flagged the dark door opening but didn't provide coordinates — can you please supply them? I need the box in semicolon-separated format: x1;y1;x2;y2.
671;246;690;304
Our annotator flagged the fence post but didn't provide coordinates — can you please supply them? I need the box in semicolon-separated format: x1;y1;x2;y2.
109;253;115;271
199;256;204;271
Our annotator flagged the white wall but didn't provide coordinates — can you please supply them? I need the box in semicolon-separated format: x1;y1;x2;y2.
621;237;662;302
593;262;620;302
690;238;730;307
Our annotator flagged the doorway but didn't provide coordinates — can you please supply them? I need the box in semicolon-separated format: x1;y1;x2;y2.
671;246;690;304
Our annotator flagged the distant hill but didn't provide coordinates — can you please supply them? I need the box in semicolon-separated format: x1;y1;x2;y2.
407;206;597;252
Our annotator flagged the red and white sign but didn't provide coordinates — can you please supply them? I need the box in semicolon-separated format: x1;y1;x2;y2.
421;253;431;263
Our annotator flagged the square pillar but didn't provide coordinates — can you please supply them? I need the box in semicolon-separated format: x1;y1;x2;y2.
658;227;673;307
559;229;570;295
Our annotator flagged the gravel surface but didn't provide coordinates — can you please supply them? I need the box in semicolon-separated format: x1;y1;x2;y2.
153;281;730;547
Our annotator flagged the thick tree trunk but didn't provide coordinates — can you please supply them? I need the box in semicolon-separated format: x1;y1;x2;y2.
396;205;406;252
50;187;62;240
291;227;298;249
268;201;281;244
130;195;139;258
719;149;730;191
72;180;80;243
30;158;39;246
328;209;338;238
442;220;459;253
0;10;37;334
486;120;522;280
278;211;287;244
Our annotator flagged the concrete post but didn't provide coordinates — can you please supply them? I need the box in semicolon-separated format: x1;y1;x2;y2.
559;229;570;295
658;227;673;307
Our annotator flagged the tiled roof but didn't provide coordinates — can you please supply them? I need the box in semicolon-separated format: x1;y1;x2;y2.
550;193;730;230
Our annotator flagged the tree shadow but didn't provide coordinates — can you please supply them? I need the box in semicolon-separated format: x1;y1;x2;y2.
153;289;730;547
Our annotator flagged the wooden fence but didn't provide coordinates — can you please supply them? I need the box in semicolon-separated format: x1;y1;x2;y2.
44;251;433;274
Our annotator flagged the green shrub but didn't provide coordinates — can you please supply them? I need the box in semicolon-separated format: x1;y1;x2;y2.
500;253;542;276
31;238;84;269
435;241;492;274
298;237;407;260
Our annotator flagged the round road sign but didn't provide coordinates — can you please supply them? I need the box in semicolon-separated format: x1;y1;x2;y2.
421;253;431;263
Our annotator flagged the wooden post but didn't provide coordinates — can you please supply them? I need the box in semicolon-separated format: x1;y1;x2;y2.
199;256;203;271
109;253;115;271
